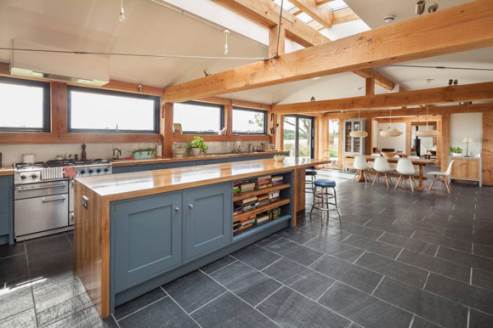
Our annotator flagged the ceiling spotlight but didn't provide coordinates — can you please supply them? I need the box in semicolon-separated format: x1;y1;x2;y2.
223;30;230;56
310;96;316;102
203;69;210;77
383;15;396;23
454;79;458;85
119;0;126;22
416;0;426;15
428;2;439;13
448;79;453;86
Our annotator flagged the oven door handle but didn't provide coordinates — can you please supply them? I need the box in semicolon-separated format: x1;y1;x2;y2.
42;196;67;203
17;183;66;192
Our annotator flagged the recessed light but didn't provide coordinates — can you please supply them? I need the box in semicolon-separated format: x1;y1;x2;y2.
383;15;396;23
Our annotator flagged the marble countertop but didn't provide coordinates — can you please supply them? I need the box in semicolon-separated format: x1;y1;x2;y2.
76;157;328;201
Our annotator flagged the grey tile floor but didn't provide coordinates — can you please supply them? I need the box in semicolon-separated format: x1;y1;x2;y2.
2;173;493;328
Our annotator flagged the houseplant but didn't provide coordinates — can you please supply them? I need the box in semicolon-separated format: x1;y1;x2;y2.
449;146;463;157
189;136;208;156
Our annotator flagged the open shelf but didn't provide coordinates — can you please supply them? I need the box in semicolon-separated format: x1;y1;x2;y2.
233;198;290;223
233;183;290;202
233;214;291;243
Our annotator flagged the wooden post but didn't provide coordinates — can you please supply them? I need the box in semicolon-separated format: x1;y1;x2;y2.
440;114;451;171
337;118;344;169
268;25;285;58
163;103;173;157
483;111;493;186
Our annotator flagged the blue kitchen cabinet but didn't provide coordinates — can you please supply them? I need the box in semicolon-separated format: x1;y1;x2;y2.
182;183;232;263
0;176;13;245
111;191;182;292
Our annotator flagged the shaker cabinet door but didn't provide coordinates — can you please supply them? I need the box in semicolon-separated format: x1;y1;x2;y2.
182;183;232;263
111;192;182;292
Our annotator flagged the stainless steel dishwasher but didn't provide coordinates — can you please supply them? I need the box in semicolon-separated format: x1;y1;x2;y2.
14;180;69;241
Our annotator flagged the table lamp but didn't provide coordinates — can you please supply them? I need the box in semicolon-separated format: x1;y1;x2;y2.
463;137;473;157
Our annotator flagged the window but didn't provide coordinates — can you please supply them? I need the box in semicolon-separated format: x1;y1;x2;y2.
0;77;50;132
68;87;160;133
232;107;267;134
283;115;314;158
173;102;224;134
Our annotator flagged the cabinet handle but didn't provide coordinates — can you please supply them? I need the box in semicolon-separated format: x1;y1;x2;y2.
188;203;194;209
174;207;180;212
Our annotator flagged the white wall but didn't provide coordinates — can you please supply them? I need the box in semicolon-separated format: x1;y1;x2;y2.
450;113;482;157
376;123;406;152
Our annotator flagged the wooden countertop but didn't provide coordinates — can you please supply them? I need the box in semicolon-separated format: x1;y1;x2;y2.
345;155;436;165
76;158;328;201
0;168;14;176
112;151;285;167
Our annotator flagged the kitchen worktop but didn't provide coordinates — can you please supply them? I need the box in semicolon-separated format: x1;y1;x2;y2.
76;157;327;201
0;168;14;176
111;151;285;167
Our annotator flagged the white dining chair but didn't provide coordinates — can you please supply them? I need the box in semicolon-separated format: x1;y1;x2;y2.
353;155;370;183
372;157;393;188
427;160;455;193
395;158;416;192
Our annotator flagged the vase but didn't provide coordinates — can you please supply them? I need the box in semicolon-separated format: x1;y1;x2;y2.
191;148;201;156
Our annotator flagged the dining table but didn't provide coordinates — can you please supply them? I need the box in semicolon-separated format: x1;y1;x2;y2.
346;155;438;191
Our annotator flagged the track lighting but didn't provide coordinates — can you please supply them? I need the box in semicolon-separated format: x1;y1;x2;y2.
224;30;230;56
203;69;210;77
428;2;439;13
416;0;426;15
310;96;316;102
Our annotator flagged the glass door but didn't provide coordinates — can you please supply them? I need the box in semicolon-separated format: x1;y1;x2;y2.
283;115;314;158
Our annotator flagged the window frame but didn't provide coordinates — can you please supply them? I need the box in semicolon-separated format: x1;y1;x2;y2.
0;77;51;132
232;107;268;135
173;101;225;134
67;86;160;134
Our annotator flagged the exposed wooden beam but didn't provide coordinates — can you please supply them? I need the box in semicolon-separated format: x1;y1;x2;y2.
269;25;286;58
213;0;396;90
353;69;395;91
365;78;375;96
166;1;493;102
273;82;493;114
290;0;334;28
214;0;328;47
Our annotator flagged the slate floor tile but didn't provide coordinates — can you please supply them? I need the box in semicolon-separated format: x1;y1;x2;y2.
413;230;472;252
472;267;493;290
397;249;470;283
29;250;73;279
164;270;225;313
469;309;493;328
36;289;93;327
45;307;118;328
343;234;401;259
437;247;493;273
232;245;280;270
356;252;428;288
119;297;198;328
288;270;334;300
278;227;318;244
424;273;493;315
257;287;349;328
332;248;366;262
0;284;34;321
374;277;467;328
0;254;29;287
200;256;236;274
264;238;323;266
0;242;25;259
473;243;493;259
114;288;166;320
262;257;311;284
214;269;281;307
32;272;86;313
338;222;384;240
380;232;438;255
303;236;354;254
311;255;382;293
319;282;412;328
0;308;36;328
411;316;442;328
26;233;72;257
192;292;277;328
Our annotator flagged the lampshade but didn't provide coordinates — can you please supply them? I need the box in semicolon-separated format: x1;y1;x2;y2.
379;128;402;137
416;129;438;137
462;137;473;143
350;130;368;138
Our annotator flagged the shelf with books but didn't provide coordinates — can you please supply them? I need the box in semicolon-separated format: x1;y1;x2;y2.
233;214;291;243
232;172;292;238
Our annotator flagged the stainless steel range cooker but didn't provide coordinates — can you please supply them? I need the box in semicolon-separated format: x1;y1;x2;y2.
14;159;112;241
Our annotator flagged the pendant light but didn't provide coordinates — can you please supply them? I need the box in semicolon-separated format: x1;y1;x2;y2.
350;108;368;138
379;108;402;137
416;105;438;137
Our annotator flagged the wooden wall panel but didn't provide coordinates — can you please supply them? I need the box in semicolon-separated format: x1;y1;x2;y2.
483;111;493;185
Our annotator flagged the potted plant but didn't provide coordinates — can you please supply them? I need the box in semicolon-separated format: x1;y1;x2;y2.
189;136;208;156
449;146;463;157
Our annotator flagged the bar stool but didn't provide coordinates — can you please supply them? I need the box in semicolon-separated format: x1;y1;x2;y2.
305;169;317;192
310;179;341;224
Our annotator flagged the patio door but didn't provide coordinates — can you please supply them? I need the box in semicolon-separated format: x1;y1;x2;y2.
283;115;314;158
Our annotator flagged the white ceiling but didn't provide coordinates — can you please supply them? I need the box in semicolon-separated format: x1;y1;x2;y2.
0;0;492;106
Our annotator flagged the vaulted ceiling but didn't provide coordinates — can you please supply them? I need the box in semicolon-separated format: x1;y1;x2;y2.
1;0;492;105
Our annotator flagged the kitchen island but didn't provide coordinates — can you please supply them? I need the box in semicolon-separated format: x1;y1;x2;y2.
74;157;328;318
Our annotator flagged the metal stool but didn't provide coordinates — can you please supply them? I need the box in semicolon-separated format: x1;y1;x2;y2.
310;179;341;224
305;169;317;192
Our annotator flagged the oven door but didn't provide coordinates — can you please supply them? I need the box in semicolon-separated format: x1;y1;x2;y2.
15;194;69;238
